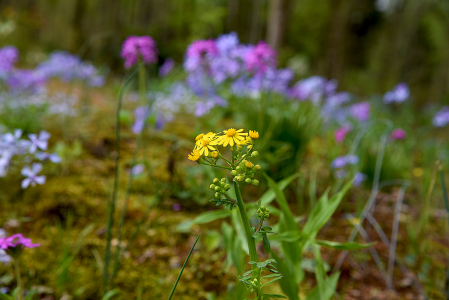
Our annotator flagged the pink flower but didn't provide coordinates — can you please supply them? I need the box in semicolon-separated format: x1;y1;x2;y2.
245;41;277;74
186;40;218;58
390;129;406;140
334;125;352;143
0;233;40;250
121;36;158;69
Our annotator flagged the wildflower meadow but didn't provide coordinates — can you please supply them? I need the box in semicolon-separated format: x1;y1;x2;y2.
1;1;449;299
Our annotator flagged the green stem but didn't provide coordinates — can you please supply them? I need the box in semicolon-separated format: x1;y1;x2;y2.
204;163;232;170
138;57;146;102
14;258;22;300
233;181;260;277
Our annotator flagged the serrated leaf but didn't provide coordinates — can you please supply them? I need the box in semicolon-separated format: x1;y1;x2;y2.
241;269;254;277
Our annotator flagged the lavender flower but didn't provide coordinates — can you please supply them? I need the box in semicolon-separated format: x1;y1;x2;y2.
245;41;277;74
0;46;18;77
384;83;409;103
433;106;449;127
131;164;145;175
0;229;11;264
288;76;328;104
132;106;150;134
36;152;61;163
28;130;51;153
21;163;46;189
159;58;175;77
6;70;46;94
349;102;370;121
121;36;158;69
353;172;366;186
331;155;359;169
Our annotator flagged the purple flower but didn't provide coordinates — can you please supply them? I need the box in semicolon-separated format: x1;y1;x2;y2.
159;58;175;77
349;102;370;121
36;152;61;163
0;233;40;250
331;155;359;169
289;76;327;104
21;163;46;189
28;130;51;153
353;172;366;186
172;203;181;211
384;83;409;103
6;70;46;94
184;40;218;72
334;125;352;143
121;36;158;69
131;163;145;175
0;46;18;75
433;106;449;127
0;229;11;264
215;32;239;53
245;41;277;74
390;129;406;140
132;106;150;134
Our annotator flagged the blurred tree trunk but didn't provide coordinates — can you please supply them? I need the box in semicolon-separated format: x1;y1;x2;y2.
72;0;85;52
227;0;239;32
327;0;353;80
266;0;291;50
249;0;264;43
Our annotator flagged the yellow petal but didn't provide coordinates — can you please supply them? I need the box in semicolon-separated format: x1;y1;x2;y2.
223;138;229;147
229;138;234;146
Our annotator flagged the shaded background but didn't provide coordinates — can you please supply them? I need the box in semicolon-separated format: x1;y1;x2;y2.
1;0;449;105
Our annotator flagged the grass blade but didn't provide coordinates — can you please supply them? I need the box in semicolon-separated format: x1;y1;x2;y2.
167;234;200;300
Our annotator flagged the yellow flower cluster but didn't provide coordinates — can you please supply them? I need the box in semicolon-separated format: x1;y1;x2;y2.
188;128;259;162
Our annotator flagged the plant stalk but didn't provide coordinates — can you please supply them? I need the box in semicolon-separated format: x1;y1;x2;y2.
233;181;262;299
14;258;22;300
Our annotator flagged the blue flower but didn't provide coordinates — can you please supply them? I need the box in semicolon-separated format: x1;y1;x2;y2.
384;83;409;103
331;155;359;169
28;130;51;154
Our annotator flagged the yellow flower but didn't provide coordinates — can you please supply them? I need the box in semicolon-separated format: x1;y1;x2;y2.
211;151;218;158
211;128;248;147
195;133;204;141
245;161;253;169
195;137;216;156
249;130;259;140
188;150;201;162
195;132;216;147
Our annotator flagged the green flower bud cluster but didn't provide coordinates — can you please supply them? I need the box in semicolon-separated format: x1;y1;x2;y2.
249;278;259;292
257;206;269;219
210;178;231;198
230;160;261;187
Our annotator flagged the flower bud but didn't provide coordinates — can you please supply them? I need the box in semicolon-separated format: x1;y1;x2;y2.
211;151;218;158
209;184;216;190
224;184;231;190
245;161;253;169
245;178;252;184
213;178;219;184
221;178;226;184
247;145;253;150
236;176;243;182
251;151;259;158
236;166;242;172
248;173;254;178
252;179;259;187
253;165;261;172
214;186;221;191
230;170;238;176
214;192;220;198
260;206;265;210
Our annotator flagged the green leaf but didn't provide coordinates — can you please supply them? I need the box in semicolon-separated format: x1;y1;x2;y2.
270;231;303;242
192;210;232;224
0;293;12;300
315;240;375;250
271;251;299;300
167;234;200;300
102;289;120;300
24;290;37;300
261;274;282;279
263;294;287;299
303;180;353;241
260;173;299;206
304;272;340;300
261;276;283;287
263;234;271;254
